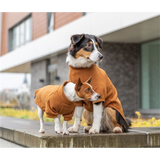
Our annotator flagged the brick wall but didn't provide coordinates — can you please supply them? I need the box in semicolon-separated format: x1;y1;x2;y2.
1;12;30;56
54;12;82;30
99;42;140;117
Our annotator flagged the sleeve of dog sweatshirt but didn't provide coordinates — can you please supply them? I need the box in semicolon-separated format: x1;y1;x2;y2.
73;101;83;106
63;108;75;121
44;96;59;119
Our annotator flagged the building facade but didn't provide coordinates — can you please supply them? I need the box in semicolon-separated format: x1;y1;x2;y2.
0;12;160;118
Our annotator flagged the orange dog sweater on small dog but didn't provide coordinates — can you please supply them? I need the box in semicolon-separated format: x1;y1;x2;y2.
34;81;76;121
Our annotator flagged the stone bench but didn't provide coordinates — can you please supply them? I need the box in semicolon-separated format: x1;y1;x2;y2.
0;116;160;148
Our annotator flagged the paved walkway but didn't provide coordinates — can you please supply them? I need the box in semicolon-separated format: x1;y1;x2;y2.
0;116;160;148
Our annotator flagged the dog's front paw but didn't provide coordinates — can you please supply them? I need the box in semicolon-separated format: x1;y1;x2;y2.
68;125;80;133
83;126;91;133
55;130;61;134
62;130;69;135
113;127;122;133
89;127;99;134
55;127;62;134
39;129;45;133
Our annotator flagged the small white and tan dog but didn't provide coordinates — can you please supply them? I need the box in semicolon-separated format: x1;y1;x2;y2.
35;77;100;135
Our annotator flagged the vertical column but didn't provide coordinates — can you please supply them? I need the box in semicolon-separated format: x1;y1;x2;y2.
30;59;49;109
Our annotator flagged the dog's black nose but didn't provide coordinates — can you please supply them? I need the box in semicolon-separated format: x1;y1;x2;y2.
98;54;103;60
97;95;101;99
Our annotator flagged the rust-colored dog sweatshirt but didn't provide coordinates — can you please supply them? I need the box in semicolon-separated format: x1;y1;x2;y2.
69;64;127;122
34;81;76;121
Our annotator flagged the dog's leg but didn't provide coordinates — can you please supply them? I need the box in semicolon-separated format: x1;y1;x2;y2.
83;109;93;133
89;102;103;134
58;115;62;132
68;106;84;133
104;107;123;133
62;121;69;135
37;105;45;133
54;117;61;134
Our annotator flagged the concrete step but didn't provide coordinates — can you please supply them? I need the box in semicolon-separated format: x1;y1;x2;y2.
0;116;160;148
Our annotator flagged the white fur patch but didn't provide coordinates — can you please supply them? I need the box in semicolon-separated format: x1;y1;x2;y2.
68;106;84;133
89;102;103;134
67;53;95;68
113;127;122;133
89;39;103;62
64;82;84;102
54;117;62;134
37;105;45;133
62;121;69;135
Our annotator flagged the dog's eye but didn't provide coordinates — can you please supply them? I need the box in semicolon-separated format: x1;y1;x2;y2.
84;43;93;51
86;43;92;48
86;88;91;92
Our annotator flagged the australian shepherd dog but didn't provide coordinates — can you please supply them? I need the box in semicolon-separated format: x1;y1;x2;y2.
66;34;131;134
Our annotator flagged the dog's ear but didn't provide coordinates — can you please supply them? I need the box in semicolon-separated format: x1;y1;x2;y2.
71;34;84;45
75;78;83;91
95;36;103;49
85;76;92;84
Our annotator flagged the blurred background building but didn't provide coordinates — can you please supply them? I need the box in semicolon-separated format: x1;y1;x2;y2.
0;12;159;118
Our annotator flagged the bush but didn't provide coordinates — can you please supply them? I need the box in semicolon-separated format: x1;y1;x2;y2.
131;111;160;127
0;108;159;127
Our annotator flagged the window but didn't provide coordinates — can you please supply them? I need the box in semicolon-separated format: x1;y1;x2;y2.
25;18;32;42
141;40;160;110
8;16;32;52
20;22;25;45
14;25;20;48
48;57;59;85
47;12;54;33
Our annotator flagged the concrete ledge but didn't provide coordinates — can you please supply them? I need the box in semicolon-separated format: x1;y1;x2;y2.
0;116;159;148
0;128;41;148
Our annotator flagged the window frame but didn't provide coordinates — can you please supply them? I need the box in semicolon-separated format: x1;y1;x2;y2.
47;12;54;33
8;14;32;52
139;39;160;116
